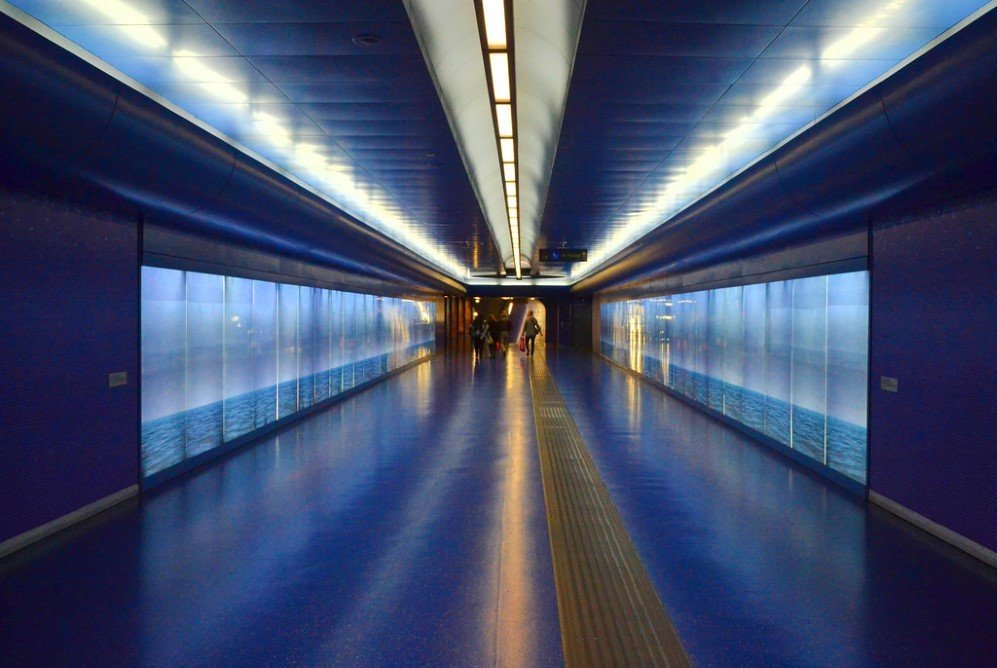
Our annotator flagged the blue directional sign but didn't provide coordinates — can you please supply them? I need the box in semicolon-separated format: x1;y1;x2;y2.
539;248;587;262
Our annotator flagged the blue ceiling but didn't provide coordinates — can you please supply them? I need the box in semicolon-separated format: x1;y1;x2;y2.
541;0;990;280
7;0;500;276
3;0;992;287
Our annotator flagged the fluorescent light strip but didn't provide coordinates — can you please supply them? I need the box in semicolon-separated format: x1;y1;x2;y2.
482;0;507;49
496;103;513;136
489;52;511;102
478;0;520;279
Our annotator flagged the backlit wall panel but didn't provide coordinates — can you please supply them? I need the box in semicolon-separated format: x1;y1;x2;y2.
601;271;869;483
141;267;436;478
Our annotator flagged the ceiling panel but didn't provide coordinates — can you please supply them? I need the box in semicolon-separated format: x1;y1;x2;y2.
56;23;239;56
181;0;409;24
296;102;433;122
790;0;988;27
579;22;784;57
585;0;811;25
761;25;948;59
212;22;419;56
14;0;203;25
248;55;429;83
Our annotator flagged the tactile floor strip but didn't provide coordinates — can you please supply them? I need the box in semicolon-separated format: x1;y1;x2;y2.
529;356;691;667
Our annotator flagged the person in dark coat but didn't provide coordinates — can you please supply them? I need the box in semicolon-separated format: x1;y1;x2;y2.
497;312;511;356
486;315;499;358
523;310;541;356
470;313;488;359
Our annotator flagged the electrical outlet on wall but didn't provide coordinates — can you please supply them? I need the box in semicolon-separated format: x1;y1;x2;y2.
880;376;898;393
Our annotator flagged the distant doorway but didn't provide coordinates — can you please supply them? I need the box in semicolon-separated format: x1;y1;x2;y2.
474;297;546;356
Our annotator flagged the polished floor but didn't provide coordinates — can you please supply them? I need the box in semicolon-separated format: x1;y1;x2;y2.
1;349;994;666
546;353;997;667
0;351;562;666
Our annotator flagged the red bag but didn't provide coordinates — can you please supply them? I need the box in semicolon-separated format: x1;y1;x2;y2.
518;335;526;352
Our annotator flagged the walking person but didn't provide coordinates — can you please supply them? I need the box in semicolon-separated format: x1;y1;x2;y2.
523;309;541;357
486;315;499;358
470;313;488;360
498;312;511;357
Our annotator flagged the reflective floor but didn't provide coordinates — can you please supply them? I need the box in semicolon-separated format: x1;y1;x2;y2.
0;351;562;666
546;351;997;667
2;349;994;666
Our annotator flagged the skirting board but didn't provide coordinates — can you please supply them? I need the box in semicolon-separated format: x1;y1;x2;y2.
868;491;997;568
0;484;139;560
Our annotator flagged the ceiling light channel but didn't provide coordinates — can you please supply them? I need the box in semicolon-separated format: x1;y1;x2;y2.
476;0;521;279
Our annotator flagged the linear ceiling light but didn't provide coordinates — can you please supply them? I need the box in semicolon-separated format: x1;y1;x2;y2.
496;103;513;136
500;137;515;162
477;0;521;278
489;53;511;101
482;0;507;49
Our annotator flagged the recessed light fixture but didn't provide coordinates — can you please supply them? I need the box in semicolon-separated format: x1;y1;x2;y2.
475;0;521;279
353;34;382;46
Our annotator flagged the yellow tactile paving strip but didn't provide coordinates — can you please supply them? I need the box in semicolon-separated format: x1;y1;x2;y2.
529;355;691;667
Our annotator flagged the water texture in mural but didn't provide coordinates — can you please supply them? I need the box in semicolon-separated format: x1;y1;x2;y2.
141;267;436;477
600;272;868;483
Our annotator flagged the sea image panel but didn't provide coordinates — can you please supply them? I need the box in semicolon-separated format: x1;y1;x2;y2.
826;271;869;482
329;291;344;397
741;284;767;433
764;281;793;447
224;276;255;442
791;276;828;463
707;289;726;413
252;280;278;429
598;271;869;484
298;286;316;410
185;272;224;458
670;298;690;397
140;267;186;475
690;293;709;405
277;283;299;418
314;288;332;404
341;292;359;390
140;270;440;479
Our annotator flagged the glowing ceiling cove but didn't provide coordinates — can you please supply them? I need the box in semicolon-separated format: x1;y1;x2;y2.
4;0;469;281
405;0;584;277
569;0;994;283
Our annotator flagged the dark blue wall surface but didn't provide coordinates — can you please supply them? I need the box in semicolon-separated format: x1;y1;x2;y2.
0;190;139;544
870;191;997;552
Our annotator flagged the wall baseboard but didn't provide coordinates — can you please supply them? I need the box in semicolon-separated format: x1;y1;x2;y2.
0;485;138;560
868;491;997;568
